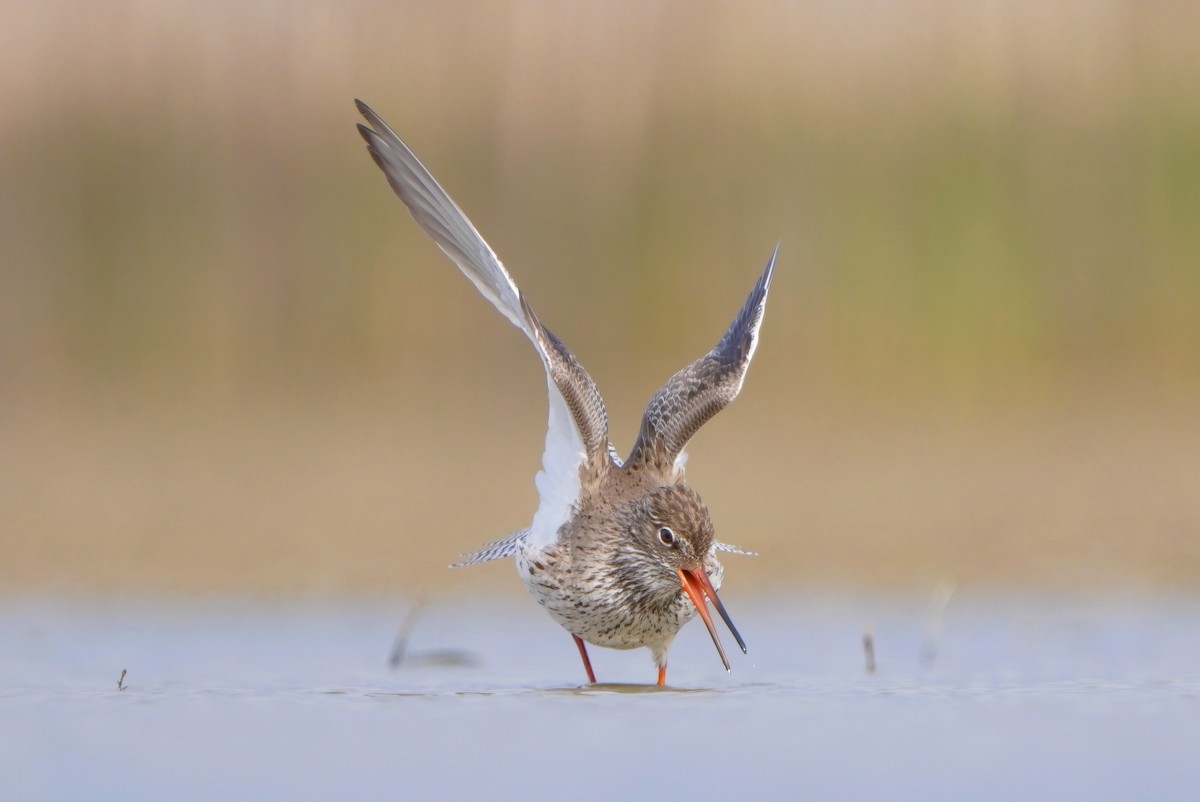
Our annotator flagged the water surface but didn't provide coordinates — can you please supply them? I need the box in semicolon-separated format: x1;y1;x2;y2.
4;594;1198;801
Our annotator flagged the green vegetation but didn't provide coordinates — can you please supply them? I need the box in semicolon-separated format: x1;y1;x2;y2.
1;2;1196;593
3;1;1196;407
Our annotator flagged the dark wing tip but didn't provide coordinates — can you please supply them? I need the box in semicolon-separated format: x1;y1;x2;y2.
755;241;780;300
356;98;385;129
764;241;780;283
355;99;404;149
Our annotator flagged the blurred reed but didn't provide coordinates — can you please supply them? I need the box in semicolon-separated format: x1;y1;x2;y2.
1;1;1196;594
2;0;1196;407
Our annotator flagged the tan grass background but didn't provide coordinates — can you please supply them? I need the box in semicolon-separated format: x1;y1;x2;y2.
1;1;1197;596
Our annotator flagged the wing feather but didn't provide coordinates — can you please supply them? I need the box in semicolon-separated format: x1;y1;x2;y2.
627;244;778;475
356;100;610;550
451;530;530;567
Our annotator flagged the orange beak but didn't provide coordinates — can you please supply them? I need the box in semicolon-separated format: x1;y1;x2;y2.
679;567;748;673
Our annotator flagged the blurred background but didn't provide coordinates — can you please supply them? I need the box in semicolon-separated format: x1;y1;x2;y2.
2;0;1197;598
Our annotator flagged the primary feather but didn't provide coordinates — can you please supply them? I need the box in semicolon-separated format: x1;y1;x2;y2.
355;100;608;551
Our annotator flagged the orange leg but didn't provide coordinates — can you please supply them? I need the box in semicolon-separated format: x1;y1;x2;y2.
573;635;597;684
657;665;667;686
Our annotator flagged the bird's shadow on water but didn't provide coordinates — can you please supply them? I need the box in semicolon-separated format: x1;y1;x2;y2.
549;682;713;695
363;681;759;699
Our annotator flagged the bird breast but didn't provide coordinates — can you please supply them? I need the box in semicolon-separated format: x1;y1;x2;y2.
516;541;724;651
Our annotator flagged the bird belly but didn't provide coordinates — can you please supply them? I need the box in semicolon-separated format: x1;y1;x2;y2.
516;544;703;651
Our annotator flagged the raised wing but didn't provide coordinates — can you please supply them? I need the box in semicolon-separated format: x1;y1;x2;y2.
355;99;610;550
627;244;778;476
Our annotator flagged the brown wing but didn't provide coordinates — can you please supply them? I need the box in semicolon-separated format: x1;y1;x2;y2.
518;295;611;467
627;245;778;474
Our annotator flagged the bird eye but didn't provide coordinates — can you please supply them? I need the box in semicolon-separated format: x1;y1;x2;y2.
657;527;676;546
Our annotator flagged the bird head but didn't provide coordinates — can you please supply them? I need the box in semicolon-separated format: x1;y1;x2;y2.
626;484;747;671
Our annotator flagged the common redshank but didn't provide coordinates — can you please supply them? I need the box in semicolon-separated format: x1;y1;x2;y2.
356;99;776;686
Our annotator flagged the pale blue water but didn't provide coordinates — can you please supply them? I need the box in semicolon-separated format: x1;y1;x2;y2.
3;594;1199;801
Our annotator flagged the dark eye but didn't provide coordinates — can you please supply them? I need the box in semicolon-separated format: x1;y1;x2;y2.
657;527;676;546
